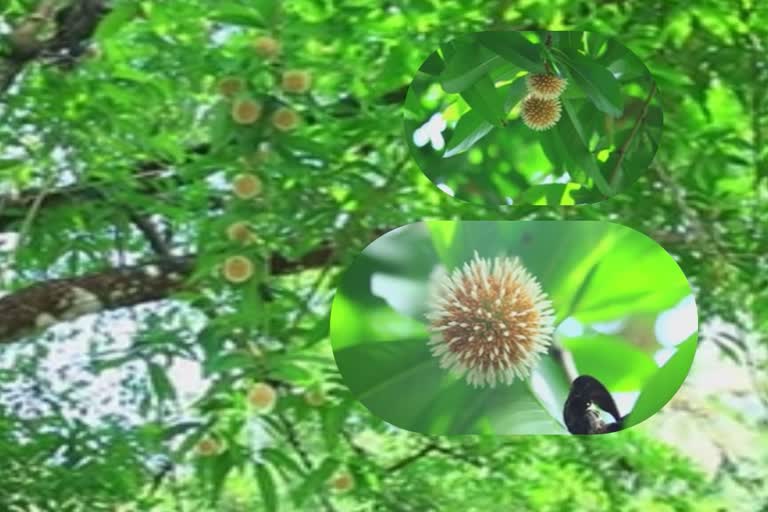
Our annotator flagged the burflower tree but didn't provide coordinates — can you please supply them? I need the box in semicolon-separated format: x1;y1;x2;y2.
0;0;765;510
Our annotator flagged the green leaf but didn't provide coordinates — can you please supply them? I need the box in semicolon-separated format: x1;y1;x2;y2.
210;6;264;27
516;184;571;205
208;102;234;151
95;3;139;40
624;335;698;428
208;450;236;502
204;352;257;376
569;228;692;323
460;75;505;127
148;362;176;401
268;361;312;383
334;338;564;435
440;42;501;93
560;335;659;392
476;31;544;72
556;106;612;195
321;398;353;450
425;220;458;267
419;51;445;75
499;78;528;112
555;48;624;117
292;457;340;506
0;158;23;170
255;464;278;512
261;448;305;478
443;109;494;158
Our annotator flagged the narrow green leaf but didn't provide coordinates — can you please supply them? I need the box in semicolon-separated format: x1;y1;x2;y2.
460;75;505;127
419;51;445;75
443;110;494;158
268;362;312;382
95;3;139;40
500;78;528;112
0;158;22;170
561;260;601;320
210;6;264;27
556;107;612;195
261;448;305;477
209;451;236;502
560;335;659;392
255;464;278;512
555;48;624;117
208;102;234;151
321;399;353;450
516;184;569;205
426;220;458;268
476;32;544;72
624;335;698;428
204;352;257;376
292;457;340;506
440;42;501;93
148;362;176;401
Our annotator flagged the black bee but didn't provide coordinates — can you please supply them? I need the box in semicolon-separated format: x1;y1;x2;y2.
563;375;626;435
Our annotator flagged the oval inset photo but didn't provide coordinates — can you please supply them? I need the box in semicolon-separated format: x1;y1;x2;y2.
404;32;663;205
330;221;696;435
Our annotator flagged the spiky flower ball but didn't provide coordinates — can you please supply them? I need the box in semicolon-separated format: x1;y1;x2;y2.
253;36;281;59
526;73;567;99
281;69;312;94
231;98;262;124
217;76;245;98
196;437;221;457
271;107;301;132
232;173;262;199
520;95;562;131
426;251;555;388
330;471;355;493
223;255;254;283
247;382;277;414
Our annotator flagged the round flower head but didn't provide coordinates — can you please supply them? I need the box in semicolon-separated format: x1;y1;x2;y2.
330;471;355;493
226;221;255;244
253;36;281;59
521;95;562;131
196;437;221;457
231;98;262;124
247;382;277;414
223;255;254;283
217;76;245;98
426;251;555;388
271;107;301;132
232;173;262;199
281;69;312;94
526;73;567;99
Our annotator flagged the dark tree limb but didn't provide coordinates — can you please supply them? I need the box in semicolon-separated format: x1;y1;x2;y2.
385;443;438;472
127;213;172;259
0;257;192;345
0;230;360;345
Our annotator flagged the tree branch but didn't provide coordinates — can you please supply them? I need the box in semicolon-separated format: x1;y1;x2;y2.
609;82;657;187
0;225;386;345
385;442;438;472
1;0;109;94
128;213;172;259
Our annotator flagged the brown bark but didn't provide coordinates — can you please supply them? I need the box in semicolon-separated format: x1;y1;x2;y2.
0;240;338;345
